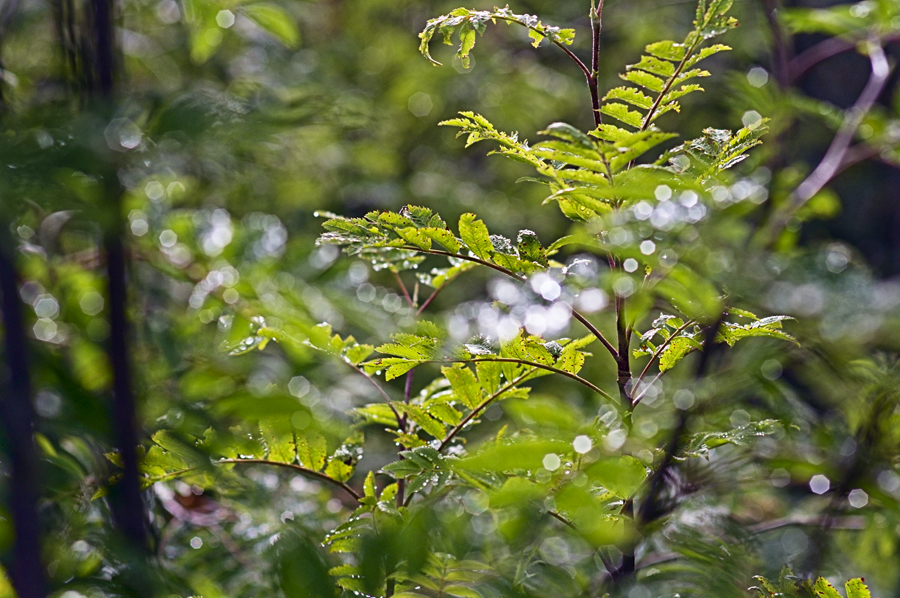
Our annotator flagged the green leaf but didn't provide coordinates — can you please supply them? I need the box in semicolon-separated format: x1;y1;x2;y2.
241;3;300;48
457;439;571;472
659;336;703;371
345;344;375;366
600;103;645;129
397;403;446;439
603;87;654;110
682;420;781;458
555;346;586;374
427;402;463;426
422;228;461;253
382;459;423;478
365;357;419;381
813;578;842;598
644;40;686;61
475;361;502;394
354;403;400;428
619;70;665;93
516;229;548;267
845;579;871;598
457;24;477;68
442;364;481;409
364;470;376;498
684;43;731;68
297;433;327;471
585;456;647;498
458;213;494;260
628;55;676;77
325;459;354;483
380;483;399;503
260;420;297;464
445;586;483;598
418;8;576;67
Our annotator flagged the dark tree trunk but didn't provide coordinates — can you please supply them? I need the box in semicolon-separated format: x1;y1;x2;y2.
0;232;48;598
88;0;149;554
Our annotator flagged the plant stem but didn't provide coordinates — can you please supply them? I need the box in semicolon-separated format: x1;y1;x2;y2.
399;246;619;360
417;283;445;315
431;358;615;402
588;0;605;127
762;0;790;89
438;370;532;451
631;318;696;402
219;459;362;501
609;257;632;419
394;270;414;309
490;14;591;81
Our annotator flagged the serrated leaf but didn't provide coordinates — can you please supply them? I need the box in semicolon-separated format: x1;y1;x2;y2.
457;24;477;68
603;87;654;110
260;420;296;464
475;361;502;394
644;40;686;61
600;103;645;129
428;402;463;426
363;470;376;498
684;43;731;68
620;70;665;93
458;213;494;260
423;228;461;253
845;579;871;598
555;346;586;374
382;459;423;478
628;55;676;77
345;344;374;366
445;586;483;598
516;229;548;267
813;578;842;598
659;336;702;371
442;364;481;409
297;433;327;471
325;459;354;483
397;404;446;439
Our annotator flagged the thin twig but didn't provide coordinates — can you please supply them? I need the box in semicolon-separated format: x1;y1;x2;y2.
398;246;619;360
548;509;577;530
417;284;445;315
762;0;790;89
787;33;900;84
761;41;891;245
632;318;695;394
438;371;532;451
588;0;605;126
394;270;414;309
429;358;616;402
572;311;618;359
631;369;664;407
341;358;402;426
219;459;361;501
486;14;591;80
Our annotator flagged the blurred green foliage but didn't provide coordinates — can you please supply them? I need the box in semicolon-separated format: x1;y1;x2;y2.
1;0;900;596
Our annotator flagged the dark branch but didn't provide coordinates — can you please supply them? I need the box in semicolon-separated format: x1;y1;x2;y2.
219;459;362;501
